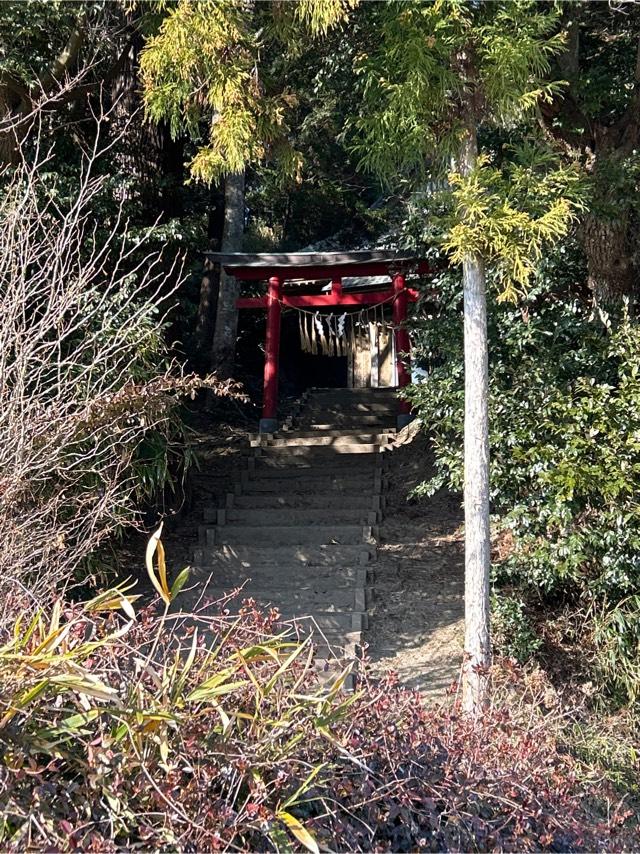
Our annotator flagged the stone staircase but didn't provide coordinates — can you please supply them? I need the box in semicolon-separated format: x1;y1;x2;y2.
190;386;401;667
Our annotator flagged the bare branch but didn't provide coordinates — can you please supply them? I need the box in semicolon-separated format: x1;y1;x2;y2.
0;102;244;622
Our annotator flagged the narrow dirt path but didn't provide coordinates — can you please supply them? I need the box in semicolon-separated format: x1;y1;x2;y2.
368;432;464;701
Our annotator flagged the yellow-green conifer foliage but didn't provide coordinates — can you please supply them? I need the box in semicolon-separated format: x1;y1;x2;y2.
140;0;355;183
444;147;584;302
352;0;578;301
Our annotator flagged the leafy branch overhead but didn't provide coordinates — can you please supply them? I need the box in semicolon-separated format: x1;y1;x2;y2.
351;0;577;301
444;145;585;301
140;0;356;183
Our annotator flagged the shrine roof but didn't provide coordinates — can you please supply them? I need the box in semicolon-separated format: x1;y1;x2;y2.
205;250;428;282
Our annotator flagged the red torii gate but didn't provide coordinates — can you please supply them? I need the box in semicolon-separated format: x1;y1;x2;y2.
207;251;429;432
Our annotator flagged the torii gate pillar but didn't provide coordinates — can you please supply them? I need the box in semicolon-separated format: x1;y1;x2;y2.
393;272;414;429
259;275;282;433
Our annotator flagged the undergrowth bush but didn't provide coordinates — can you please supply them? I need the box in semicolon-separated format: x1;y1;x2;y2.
0;559;635;852
491;593;542;664
406;266;640;704
0;119;241;622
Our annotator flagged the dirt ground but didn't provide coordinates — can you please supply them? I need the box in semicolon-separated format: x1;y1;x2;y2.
367;432;465;701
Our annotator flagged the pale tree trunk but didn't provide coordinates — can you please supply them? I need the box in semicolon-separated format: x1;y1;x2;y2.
210;170;245;379
458;114;492;717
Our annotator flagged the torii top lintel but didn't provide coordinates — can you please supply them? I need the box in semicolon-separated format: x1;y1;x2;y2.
205;250;428;308
206;250;429;282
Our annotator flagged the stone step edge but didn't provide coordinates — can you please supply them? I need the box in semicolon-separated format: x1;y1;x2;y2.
220;493;387;512
250;427;397;441
191;566;370;586
191;545;377;566
244;450;389;469
208;508;381;527
233;481;389;497
197;584;370;606
181;602;369;632
199;523;378;546
250;436;395;449
254;443;384;456
240;459;386;479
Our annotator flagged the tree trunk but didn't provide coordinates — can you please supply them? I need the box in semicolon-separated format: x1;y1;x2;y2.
210;170;246;379
582;210;635;303
194;182;226;370
458;115;492;717
0;84;31;167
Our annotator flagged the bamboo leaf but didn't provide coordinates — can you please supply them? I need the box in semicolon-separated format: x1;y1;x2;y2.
173;629;199;700
280;762;326;811
31;624;71;656
264;638;311;696
209;699;231;733
170;566;191;601
0;679;48;728
49;599;62;634
186;679;249;703
159;731;169;763
157;537;170;600
49;674;118;701
277;811;320;854
145;523;170;605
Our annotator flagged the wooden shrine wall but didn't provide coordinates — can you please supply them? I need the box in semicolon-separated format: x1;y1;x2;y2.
347;321;396;388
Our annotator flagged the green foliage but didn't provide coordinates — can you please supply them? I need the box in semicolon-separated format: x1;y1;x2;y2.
141;0;267;180
491;592;542;663
271;0;358;39
352;0;565;180
140;0;355;183
406;263;640;703
568;713;640;800
349;2;577;300
445;145;584;301
0;1;82;82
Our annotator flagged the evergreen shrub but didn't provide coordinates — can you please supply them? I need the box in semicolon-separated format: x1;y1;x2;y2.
406;266;640;703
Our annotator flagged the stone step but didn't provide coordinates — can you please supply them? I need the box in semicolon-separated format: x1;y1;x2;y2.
303;402;395;414
258;443;381;456
200;585;368;612
266;612;368;632
187;600;367;635
238;476;385;494
276;428;396;439
192;543;375;567
204;524;374;547
211;508;378;527
193;563;369;585
230;493;382;510
308;388;398;399
259;434;393;448
310;384;398;390
252;454;381;470
298;609;369;635
289;630;363;661
292;417;396;429
248;461;381;477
